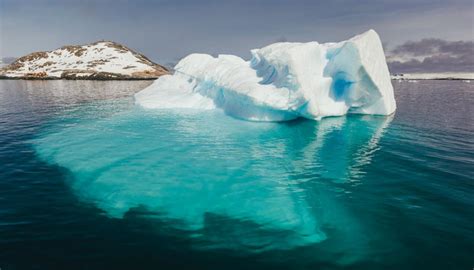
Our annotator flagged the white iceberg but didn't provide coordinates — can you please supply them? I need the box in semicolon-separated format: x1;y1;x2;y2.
135;29;396;121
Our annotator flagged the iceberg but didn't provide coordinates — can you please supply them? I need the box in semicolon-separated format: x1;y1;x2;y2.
135;30;396;121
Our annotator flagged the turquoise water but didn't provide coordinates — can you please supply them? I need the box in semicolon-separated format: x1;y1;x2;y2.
0;80;473;269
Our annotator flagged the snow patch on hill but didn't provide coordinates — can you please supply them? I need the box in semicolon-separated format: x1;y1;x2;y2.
0;41;168;80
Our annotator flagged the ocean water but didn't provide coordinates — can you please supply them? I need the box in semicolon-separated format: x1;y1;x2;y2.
0;80;472;269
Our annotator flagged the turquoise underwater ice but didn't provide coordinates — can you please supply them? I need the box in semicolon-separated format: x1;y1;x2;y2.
34;101;392;252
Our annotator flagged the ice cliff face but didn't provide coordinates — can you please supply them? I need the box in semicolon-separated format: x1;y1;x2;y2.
0;41;168;80
135;30;396;121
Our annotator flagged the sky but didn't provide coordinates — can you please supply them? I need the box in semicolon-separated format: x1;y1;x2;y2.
1;0;473;72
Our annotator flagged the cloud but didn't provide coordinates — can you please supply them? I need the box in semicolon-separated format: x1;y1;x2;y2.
387;39;474;73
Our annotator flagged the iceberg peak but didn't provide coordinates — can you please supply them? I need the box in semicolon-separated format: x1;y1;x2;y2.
135;30;396;121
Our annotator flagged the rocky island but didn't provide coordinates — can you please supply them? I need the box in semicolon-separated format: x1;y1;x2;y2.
0;41;168;80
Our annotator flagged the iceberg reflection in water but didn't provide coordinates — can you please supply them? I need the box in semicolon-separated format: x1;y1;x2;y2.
34;104;392;252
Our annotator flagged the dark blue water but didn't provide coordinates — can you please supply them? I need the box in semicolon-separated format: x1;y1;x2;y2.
0;80;473;269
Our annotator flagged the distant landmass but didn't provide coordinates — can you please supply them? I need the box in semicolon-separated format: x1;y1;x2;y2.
391;72;473;81
0;41;168;80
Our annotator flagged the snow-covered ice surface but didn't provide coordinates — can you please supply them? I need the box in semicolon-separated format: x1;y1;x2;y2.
136;30;396;121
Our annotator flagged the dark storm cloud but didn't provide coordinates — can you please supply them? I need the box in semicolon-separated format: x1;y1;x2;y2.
388;39;474;73
391;39;474;56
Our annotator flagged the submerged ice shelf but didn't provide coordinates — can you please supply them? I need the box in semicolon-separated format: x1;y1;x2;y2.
34;104;392;253
135;30;396;121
